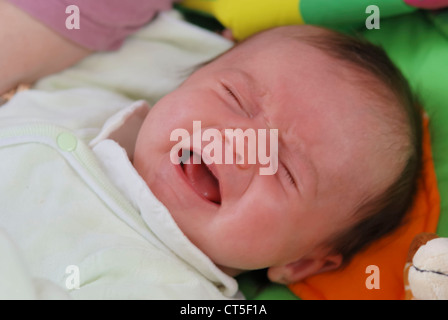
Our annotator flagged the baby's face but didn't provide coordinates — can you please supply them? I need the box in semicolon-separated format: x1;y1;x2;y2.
133;27;396;276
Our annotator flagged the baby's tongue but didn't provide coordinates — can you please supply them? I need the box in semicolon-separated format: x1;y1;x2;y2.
183;154;221;204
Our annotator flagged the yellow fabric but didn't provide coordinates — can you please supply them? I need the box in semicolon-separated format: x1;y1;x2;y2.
180;0;304;40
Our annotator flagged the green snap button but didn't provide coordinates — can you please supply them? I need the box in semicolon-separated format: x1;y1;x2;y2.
57;132;77;152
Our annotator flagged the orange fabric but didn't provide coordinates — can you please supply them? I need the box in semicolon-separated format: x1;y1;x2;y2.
288;117;441;300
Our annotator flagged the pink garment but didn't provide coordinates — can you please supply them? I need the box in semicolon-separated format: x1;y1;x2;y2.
7;0;176;51
404;0;448;9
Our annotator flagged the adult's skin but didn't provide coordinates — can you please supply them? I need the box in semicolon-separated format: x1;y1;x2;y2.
0;0;91;94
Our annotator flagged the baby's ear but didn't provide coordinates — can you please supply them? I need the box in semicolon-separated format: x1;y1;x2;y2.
267;254;342;285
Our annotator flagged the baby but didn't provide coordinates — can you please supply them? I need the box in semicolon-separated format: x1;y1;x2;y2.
133;25;422;283
0;25;421;299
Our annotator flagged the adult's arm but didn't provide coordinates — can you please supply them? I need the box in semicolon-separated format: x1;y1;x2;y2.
0;0;91;94
0;0;177;94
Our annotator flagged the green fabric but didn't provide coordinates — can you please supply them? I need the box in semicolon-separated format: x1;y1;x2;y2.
300;0;415;29
426;9;448;39
361;11;448;237
236;272;299;300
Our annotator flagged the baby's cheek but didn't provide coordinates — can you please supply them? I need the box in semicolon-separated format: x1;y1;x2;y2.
242;182;287;222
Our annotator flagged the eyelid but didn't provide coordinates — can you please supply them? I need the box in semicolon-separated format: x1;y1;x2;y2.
221;82;252;118
280;161;297;187
224;84;239;102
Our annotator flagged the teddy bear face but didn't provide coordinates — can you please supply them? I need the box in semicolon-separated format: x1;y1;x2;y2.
408;238;448;299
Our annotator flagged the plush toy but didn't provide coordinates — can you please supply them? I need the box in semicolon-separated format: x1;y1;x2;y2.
404;233;448;299
179;0;448;40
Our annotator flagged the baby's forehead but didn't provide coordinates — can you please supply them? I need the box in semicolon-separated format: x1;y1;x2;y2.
240;25;335;52
221;25;344;75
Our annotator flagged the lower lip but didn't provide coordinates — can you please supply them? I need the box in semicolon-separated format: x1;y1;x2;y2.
173;160;220;208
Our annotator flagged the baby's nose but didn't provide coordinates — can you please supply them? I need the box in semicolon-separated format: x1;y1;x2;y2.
222;128;258;170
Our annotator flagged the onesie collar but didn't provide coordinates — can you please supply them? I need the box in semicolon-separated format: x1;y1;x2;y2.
89;101;240;298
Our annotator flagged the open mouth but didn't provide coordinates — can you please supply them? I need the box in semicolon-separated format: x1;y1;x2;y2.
179;149;221;205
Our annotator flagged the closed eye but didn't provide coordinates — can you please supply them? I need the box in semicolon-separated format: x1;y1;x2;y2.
222;83;251;117
281;162;296;187
224;85;239;103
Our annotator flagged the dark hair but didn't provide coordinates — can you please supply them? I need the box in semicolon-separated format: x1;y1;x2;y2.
298;28;423;265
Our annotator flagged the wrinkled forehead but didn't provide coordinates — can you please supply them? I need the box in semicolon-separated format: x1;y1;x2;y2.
191;25;343;97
